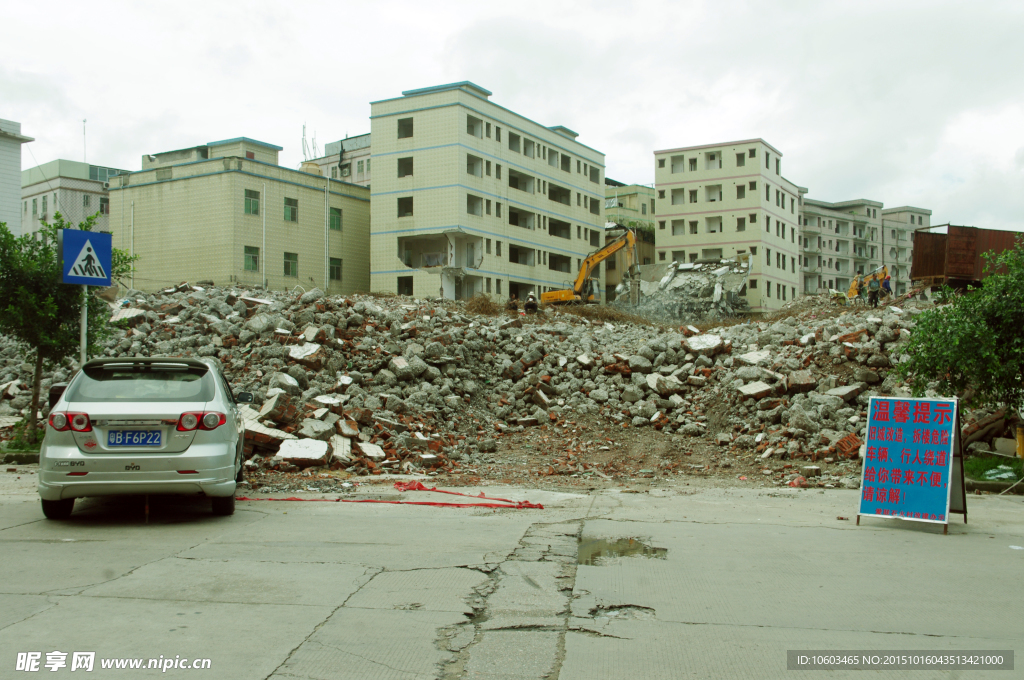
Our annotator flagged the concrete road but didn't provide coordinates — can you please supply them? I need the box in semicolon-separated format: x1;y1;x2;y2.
0;469;1021;679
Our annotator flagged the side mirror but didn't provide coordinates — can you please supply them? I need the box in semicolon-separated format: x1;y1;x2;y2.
49;383;68;409
235;392;254;403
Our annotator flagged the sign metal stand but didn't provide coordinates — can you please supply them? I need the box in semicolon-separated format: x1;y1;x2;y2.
59;230;112;367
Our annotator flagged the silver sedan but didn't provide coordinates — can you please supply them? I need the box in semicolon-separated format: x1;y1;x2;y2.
38;357;252;519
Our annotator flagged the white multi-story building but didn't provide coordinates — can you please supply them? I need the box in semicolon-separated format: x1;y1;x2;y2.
369;82;606;301
21;160;129;235
0;118;34;236
308;133;372;186
798;199;929;295
654;138;801;311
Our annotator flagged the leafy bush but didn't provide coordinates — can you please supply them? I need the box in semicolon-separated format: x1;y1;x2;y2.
896;237;1024;410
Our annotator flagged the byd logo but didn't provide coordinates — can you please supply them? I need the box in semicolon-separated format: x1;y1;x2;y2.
125;464;141;471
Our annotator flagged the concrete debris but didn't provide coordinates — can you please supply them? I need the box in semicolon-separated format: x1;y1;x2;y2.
0;278;1003;490
623;258;752;323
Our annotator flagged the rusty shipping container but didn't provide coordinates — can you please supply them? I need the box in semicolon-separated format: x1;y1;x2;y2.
910;226;1019;285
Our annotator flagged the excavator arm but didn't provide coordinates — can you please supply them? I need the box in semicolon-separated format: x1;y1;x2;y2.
541;229;639;305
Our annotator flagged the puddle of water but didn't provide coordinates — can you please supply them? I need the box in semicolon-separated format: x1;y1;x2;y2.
577;537;667;565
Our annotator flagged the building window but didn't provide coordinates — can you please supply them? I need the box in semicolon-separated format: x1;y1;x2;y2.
331;167;338;179
736;153;745;167
82;194;91;208
467;115;483;137
658;251;666;261
495;126;501;142
496;164;502;180
486;238;492;255
32;198;37;215
329;207;342;231
496;241;502;257
398;197;413;217
737;185;746;200
486;277;492;293
776;159;781;174
398;157;413;177
467;194;483;216
42;195;47;215
688;190;697;203
765;184;770;200
283;197;298;222
658;158;665;168
283;252;298;277
737;217;746;232
398;118;413;138
244;246;259;272
659;220;666;230
688;158;697;171
357;160;365;176
658;190;665;199
641;203;647;215
245;189;260;215
689;221;698;234
329;257;342;281
749;278;757;289
99;197;109;215
496;202;502;218
496;279;502;294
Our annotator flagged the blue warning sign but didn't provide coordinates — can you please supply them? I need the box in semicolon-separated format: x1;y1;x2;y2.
61;229;112;287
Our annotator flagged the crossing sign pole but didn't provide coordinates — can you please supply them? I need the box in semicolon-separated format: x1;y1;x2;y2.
58;230;112;367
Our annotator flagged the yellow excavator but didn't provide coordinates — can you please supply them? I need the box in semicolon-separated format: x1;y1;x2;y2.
540;227;639;305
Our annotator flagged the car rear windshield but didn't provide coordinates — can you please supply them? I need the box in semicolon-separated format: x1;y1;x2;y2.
65;364;215;403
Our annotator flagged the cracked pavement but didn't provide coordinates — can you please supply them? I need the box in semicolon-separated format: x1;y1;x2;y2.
0;469;1022;678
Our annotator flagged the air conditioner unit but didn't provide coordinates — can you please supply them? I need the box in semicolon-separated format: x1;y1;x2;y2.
103;182;110;189
340;167;351;177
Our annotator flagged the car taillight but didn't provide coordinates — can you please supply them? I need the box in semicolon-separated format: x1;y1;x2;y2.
49;412;69;431
68;413;92;432
177;412;226;431
201;412;226;430
177;413;202;431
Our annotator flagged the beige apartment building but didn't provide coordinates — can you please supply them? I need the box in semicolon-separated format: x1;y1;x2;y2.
308;133;372;186
1;118;33;236
107;137;369;294
604;180;655;300
798;199;929;296
653;139;801;312
369;82;606;301
21;160;129;235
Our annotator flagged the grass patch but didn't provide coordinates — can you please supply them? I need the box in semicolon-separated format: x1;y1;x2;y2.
0;420;43;452
964;455;1023;481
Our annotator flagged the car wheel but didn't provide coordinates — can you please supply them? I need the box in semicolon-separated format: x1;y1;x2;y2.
211;495;235;516
41;498;75;520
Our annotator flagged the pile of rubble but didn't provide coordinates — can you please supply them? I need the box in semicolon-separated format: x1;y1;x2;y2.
622;258;751;323
0;281;962;489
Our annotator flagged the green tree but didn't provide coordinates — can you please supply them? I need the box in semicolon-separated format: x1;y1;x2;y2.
0;213;137;442
896;237;1024;411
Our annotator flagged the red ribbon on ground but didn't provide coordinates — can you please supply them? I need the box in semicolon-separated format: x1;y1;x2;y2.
236;482;544;510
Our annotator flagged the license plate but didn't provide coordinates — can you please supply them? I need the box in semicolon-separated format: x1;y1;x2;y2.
107;430;162;447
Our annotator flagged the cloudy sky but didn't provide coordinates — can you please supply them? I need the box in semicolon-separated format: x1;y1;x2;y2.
4;0;1023;231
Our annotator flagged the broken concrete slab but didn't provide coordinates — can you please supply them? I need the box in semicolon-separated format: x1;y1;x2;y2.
826;385;861;402
277;439;328;466
737;381;773;400
684;334;723;356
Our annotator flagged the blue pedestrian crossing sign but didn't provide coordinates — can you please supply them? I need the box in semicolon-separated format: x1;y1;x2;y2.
60;229;112;286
